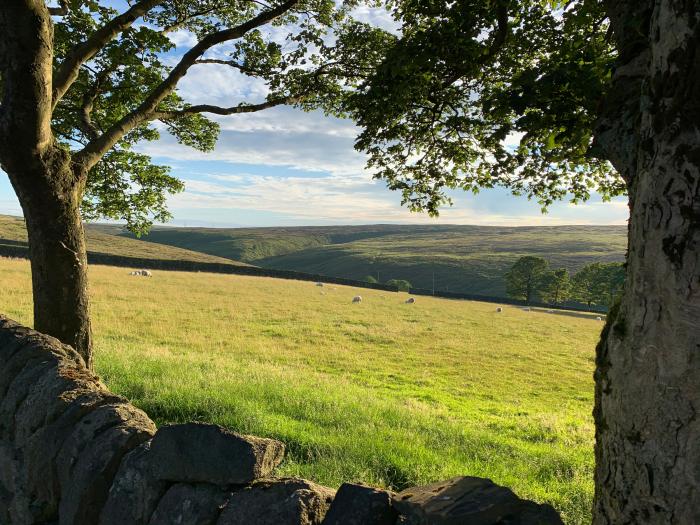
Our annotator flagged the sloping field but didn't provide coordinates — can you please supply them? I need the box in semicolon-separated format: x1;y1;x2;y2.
105;223;627;296
0;257;602;524
0;215;247;266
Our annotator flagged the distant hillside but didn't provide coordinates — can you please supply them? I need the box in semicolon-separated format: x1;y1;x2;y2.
94;224;407;262
108;223;627;297
0;215;249;266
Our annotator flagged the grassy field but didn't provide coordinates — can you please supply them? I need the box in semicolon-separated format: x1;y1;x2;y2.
0;215;246;266
105;223;626;296
0;257;601;523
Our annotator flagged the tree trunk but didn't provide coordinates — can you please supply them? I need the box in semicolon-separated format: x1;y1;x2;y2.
6;152;94;368
594;1;700;522
0;1;93;367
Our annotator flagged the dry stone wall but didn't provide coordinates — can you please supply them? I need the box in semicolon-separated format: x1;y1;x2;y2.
0;315;564;525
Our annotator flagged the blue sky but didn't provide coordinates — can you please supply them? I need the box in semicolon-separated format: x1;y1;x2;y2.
0;4;629;228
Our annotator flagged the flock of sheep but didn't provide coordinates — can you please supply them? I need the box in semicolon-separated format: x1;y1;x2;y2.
317;282;604;320
127;274;603;321
316;281;418;305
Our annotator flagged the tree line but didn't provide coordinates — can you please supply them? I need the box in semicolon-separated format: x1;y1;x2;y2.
505;256;625;308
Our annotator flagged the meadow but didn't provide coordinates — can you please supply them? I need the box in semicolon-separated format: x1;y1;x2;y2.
0;257;603;524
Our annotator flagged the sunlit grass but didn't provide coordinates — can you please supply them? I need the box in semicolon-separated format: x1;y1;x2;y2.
0;257;602;524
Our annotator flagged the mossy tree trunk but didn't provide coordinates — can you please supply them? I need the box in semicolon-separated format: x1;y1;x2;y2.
594;1;700;522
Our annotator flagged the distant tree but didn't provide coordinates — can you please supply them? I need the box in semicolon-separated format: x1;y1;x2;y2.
571;264;600;308
364;275;378;284
504;256;549;303
595;263;625;307
386;279;411;292
572;262;625;308
541;268;571;305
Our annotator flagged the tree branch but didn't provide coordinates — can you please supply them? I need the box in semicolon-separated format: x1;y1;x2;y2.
75;0;300;170
153;95;302;119
48;1;69;16
194;58;265;76
52;0;161;107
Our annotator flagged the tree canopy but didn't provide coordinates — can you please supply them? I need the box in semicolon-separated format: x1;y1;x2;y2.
349;0;624;214
540;267;571;305
504;255;549;303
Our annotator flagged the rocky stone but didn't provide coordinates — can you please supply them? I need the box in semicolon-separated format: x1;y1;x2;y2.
516;501;564;525
23;389;126;522
392;477;562;525
13;360;104;443
322;483;397;525
149;483;230;525
99;441;169;525
56;403;156;525
0;357;57;439
0;337;65;403
149;423;285;484
217;478;335;525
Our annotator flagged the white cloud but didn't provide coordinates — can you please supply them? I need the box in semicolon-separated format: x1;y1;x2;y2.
138;125;368;177
167;29;199;49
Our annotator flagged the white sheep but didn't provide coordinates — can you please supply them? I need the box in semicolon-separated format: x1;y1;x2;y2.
405;297;416;304
596;316;603;321
496;307;502;312
352;296;362;303
547;309;554;313
129;269;152;277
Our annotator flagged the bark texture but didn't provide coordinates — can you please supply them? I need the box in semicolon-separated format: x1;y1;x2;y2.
594;1;700;523
0;0;93;365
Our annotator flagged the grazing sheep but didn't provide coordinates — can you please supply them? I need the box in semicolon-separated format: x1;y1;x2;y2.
129;269;152;277
315;282;324;287
405;297;416;304
596;316;603;321
352;296;362;303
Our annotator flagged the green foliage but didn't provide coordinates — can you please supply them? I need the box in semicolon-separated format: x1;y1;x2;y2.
82;151;184;236
49;1;393;234
364;275;379;284
541;268;572;305
571;262;625;307
505;256;549;303
350;0;625;215
386;278;411;291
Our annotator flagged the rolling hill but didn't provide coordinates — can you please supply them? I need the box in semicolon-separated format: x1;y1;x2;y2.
107;224;627;296
0;215;248;266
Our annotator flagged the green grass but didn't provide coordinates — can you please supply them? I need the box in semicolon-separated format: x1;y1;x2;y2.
0;215;247;265
104;223;626;296
0;257;602;524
